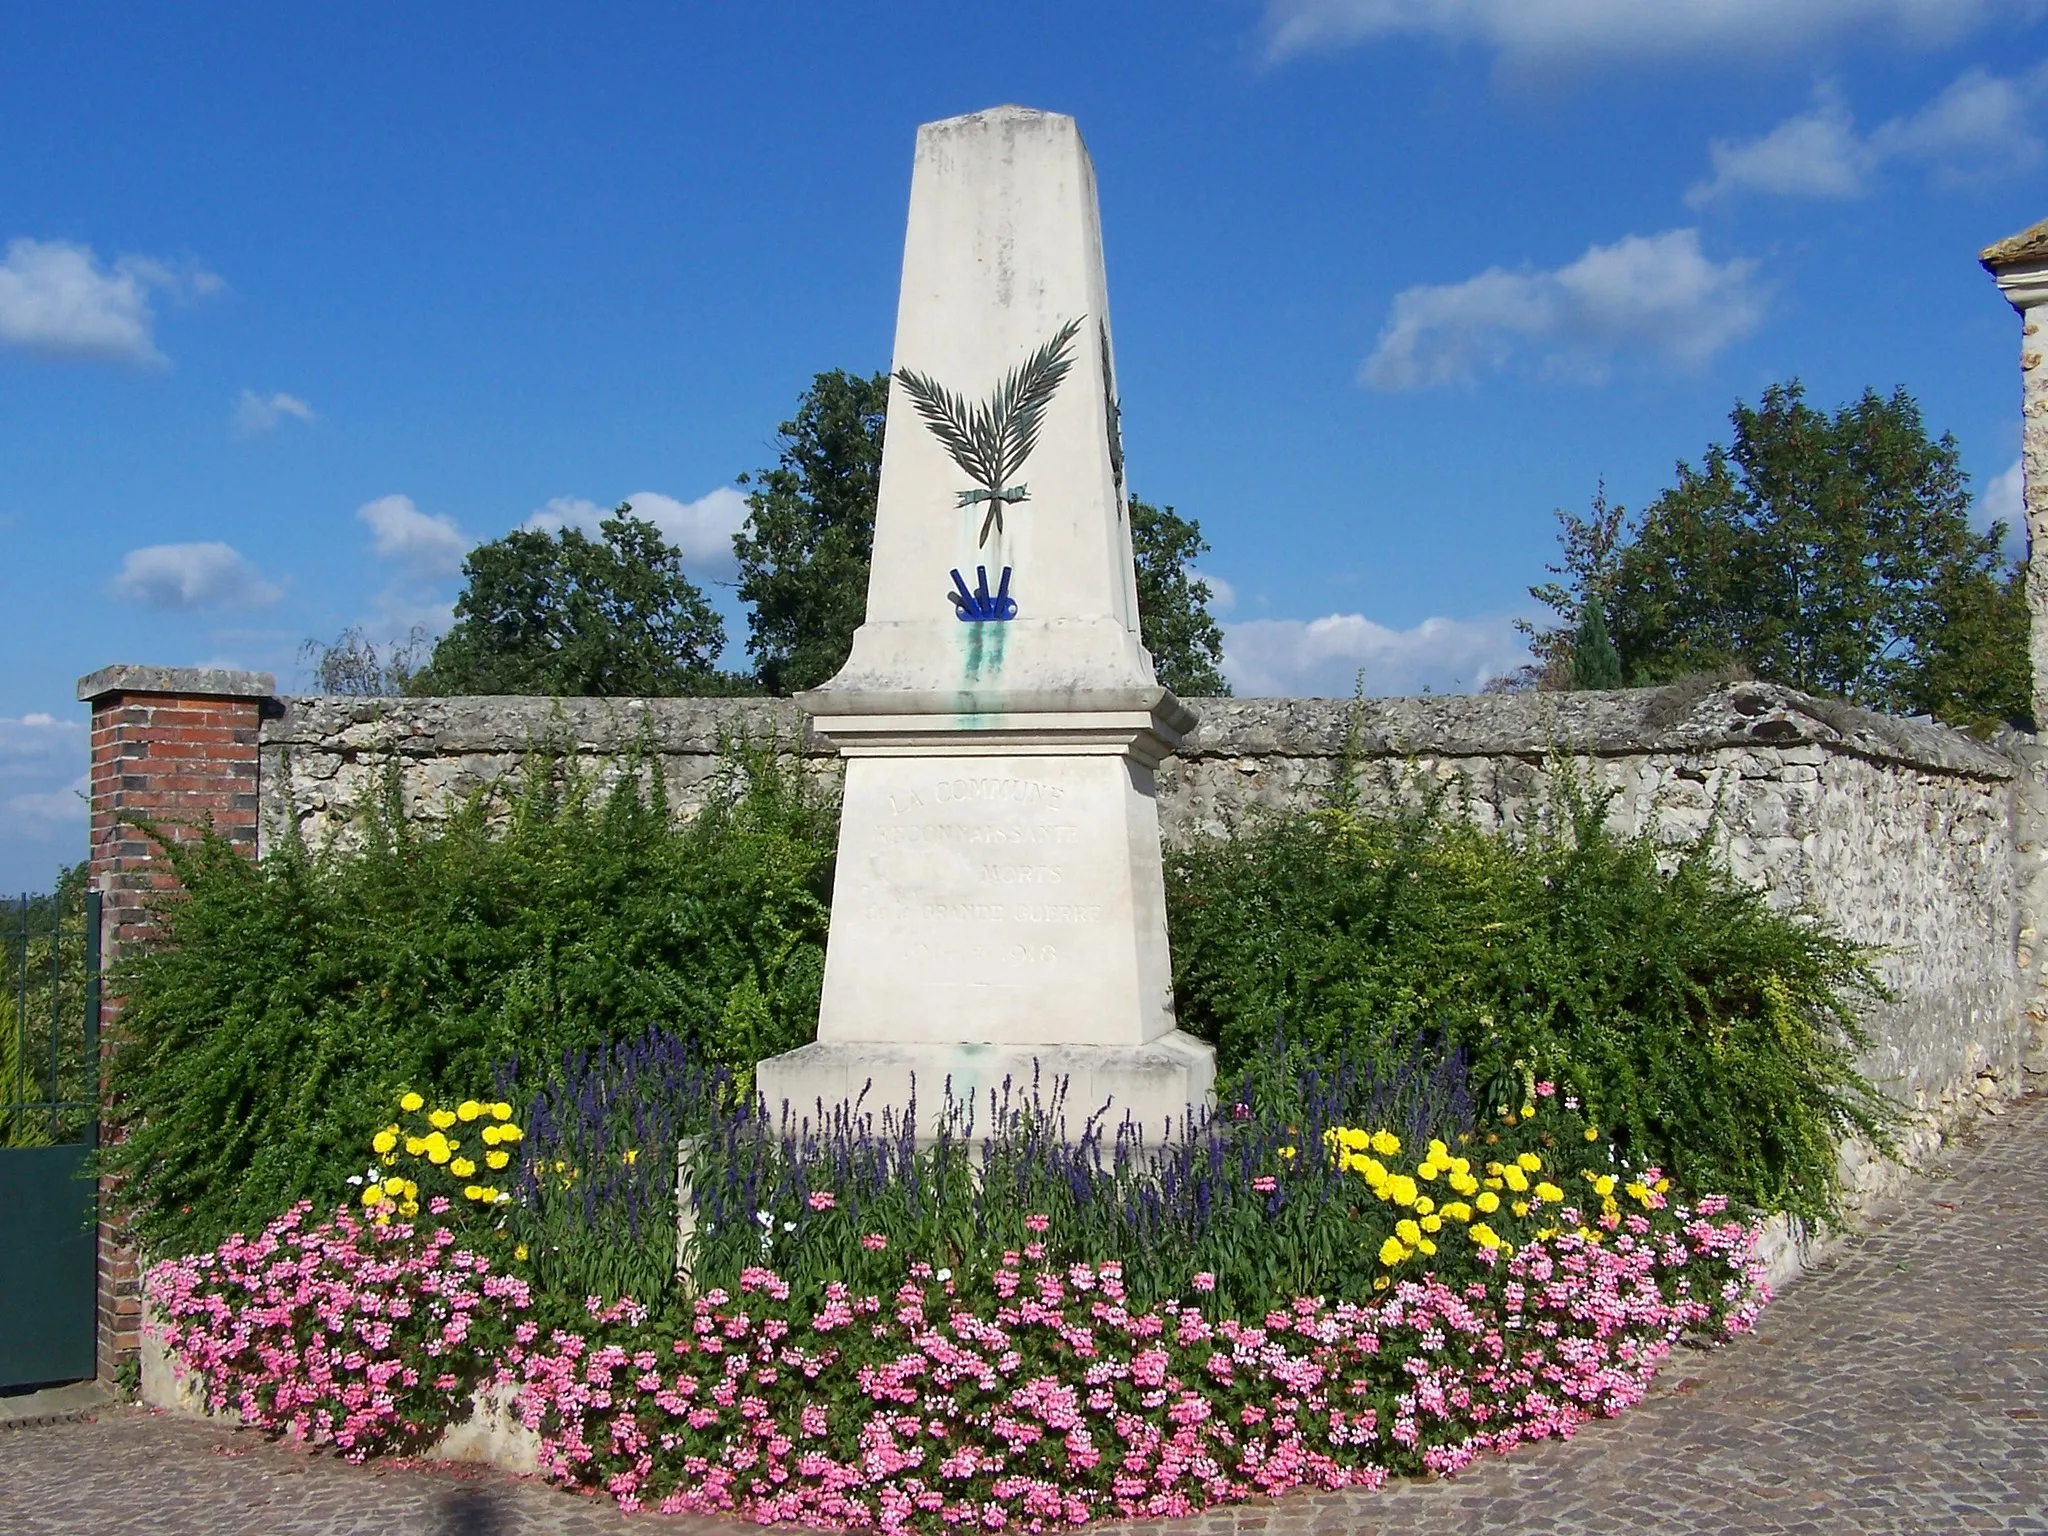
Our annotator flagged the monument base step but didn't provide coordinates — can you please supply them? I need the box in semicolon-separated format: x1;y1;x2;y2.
754;1032;1216;1144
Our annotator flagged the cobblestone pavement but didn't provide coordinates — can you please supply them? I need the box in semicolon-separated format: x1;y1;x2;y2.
4;1095;2044;1536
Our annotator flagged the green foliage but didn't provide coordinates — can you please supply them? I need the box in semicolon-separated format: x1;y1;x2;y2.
734;370;890;695
1569;597;1622;690
1129;498;1231;696
1164;773;1893;1222
411;509;738;697
298;625;431;697
1526;383;2030;729
1;865;91;1148
103;741;835;1259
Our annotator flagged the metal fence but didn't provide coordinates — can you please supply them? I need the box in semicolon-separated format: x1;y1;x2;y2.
1;882;98;1149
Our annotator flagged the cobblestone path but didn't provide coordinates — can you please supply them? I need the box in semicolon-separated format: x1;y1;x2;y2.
4;1095;2043;1536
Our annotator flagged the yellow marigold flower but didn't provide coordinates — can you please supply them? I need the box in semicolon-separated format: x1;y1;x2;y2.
622;1148;638;1166
1416;1237;1437;1256
480;1124;500;1145
361;1187;382;1206
1484;1176;1504;1191
1520;1103;1536;1118
1594;1174;1616;1196
1517;1153;1543;1172
429;1108;456;1130
1602;1198;1621;1219
514;1243;529;1260
1585;1127;1601;1142
400;1201;418;1218
1278;1144;1297;1161
1441;1201;1472;1223
463;1184;485;1201
1370;1130;1400;1157
1451;1173;1480;1197
1427;1138;1449;1161
404;1136;426;1156
1386;1175;1419;1207
497;1125;521;1144
399;1090;424;1112
1341;1127;1368;1152
451;1157;477;1178
1534;1181;1564;1203
1512;1200;1531;1217
1420;1213;1443;1233
1627;1182;1650;1204
1468;1223;1502;1249
457;1100;482;1122
1373;1275;1391;1291
491;1102;513;1121
1413;1194;1435;1216
1449;1156;1471;1177
427;1144;451;1167
1377;1235;1407;1266
1475;1191;1501;1214
1502;1166;1529;1193
485;1149;510;1170
1415;1163;1440;1182
1395;1218;1422;1246
1655;1178;1670;1193
371;1127;398;1155
401;1179;418;1198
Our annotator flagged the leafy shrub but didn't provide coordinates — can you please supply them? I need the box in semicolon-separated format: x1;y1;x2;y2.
105;739;834;1260
1165;773;1893;1222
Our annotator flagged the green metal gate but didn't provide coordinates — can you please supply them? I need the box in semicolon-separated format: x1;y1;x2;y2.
0;885;99;1390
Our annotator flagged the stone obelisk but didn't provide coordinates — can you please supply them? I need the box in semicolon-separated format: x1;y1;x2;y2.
755;105;1214;1139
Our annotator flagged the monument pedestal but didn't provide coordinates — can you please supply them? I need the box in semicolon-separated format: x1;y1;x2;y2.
758;694;1215;1138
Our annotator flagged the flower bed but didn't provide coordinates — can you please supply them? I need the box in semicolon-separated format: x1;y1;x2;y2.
149;1197;1765;1529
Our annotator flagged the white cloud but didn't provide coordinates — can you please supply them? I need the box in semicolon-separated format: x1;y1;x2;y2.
527;487;749;579
1263;0;2014;67
1688;68;2046;204
1981;455;2027;534
357;494;470;579
1364;228;1765;390
110;542;284;611
0;237;220;363
0;713;87;829
231;389;316;438
1222;612;1529;696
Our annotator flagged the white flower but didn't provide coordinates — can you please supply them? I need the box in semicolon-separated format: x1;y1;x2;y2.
783;1221;797;1233
346;1175;364;1186
936;1268;952;1283
755;1210;774;1229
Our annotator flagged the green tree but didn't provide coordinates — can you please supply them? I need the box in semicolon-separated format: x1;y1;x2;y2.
1527;382;2029;728
1569;597;1623;690
733;370;890;695
1130;498;1231;696
299;625;432;696
410;510;733;697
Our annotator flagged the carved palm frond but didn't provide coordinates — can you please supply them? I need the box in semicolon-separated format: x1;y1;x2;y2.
991;316;1082;489
894;369;1000;490
895;317;1083;495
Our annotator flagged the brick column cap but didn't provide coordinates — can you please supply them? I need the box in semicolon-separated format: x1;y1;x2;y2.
1982;217;2048;310
77;665;276;704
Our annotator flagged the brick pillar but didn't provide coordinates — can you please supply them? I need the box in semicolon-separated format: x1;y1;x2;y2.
75;664;274;1386
1984;217;2048;1083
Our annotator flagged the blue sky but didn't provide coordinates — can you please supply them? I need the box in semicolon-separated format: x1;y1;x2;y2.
4;0;2046;891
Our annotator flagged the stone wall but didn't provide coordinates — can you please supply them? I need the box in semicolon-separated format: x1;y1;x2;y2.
259;681;2035;1143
